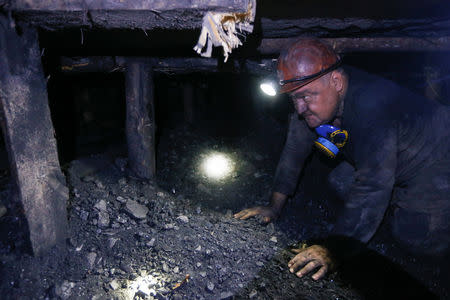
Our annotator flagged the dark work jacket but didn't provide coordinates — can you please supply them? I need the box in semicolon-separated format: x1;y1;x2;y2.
272;66;450;254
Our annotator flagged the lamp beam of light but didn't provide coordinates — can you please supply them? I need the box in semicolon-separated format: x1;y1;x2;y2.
260;82;277;96
201;153;233;180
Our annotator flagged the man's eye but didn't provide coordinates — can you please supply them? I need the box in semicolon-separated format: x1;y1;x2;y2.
300;95;311;102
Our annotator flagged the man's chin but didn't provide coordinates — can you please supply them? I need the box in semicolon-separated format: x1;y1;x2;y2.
304;118;321;128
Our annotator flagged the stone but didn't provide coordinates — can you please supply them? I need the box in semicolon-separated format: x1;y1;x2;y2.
108;237;119;249
164;223;175;230
256;261;264;267
98;211;110;227
117;215;128;223
87;252;97;270
0;204;7;218
82;175;95;182
80;210;89;221
94;200;107;212
249;290;258;298
54;280;76;300
116;196;126;203
173;266;179;273
120;262;133;273
200;272;206;277
146;238;156;247
206;282;214;291
162;262;169;273
220;291;234;299
109;279;120;290
269;236;278;243
176;215;189;223
125;200;148;219
95;180;105;189
253;172;263;178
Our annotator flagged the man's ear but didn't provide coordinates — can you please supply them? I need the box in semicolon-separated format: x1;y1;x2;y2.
330;70;344;93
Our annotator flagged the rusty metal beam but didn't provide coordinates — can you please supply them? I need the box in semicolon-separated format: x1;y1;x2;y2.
259;37;450;55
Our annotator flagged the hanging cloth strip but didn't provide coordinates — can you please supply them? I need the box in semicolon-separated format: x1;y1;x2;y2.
193;0;256;62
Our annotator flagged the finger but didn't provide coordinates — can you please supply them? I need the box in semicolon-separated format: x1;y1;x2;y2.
233;210;248;218
235;209;250;219
237;211;252;220
288;253;309;272
263;216;271;223
290;248;306;254
239;210;259;220
312;266;328;280
296;260;320;278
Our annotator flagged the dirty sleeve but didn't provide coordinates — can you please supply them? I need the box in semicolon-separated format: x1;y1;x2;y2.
324;119;397;261
272;114;315;196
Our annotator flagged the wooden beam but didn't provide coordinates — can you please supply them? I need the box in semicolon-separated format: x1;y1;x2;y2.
124;59;155;179
0;18;68;256
59;56;276;75
259;37;450;55
12;0;251;30
260;18;450;39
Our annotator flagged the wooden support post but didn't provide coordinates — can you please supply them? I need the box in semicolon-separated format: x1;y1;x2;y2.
0;18;68;256
124;59;155;179
183;82;195;125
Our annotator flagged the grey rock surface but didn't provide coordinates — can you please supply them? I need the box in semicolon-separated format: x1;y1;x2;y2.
124;200;149;219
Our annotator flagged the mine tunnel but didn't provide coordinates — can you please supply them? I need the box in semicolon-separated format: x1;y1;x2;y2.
1;1;450;299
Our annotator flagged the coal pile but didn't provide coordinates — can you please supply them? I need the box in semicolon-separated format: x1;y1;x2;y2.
0;124;364;299
0;123;444;299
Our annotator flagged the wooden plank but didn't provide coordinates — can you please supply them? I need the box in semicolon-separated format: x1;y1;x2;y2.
0;18;68;256
13;0;249;11
260;18;450;38
12;0;251;30
124;59;155;179
259;37;450;54
59;56;276;75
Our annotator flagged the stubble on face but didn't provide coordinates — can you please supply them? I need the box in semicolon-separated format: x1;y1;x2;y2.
289;74;340;128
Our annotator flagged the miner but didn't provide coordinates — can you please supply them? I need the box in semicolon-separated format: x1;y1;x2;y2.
234;38;450;280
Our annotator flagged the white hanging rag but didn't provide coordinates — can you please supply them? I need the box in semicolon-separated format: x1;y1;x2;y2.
193;0;256;62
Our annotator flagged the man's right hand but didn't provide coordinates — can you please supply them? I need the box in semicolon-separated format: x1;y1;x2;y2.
233;206;279;223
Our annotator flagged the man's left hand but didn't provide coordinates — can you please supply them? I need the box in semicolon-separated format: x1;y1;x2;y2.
288;245;334;280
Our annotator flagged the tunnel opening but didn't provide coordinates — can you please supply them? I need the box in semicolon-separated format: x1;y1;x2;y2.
47;72;126;165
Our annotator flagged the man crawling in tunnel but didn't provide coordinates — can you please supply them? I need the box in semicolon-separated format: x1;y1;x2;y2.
234;38;450;281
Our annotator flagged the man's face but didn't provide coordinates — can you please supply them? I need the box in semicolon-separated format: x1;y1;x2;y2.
288;73;340;128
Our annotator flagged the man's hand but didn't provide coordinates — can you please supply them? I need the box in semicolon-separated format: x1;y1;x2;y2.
233;206;279;223
288;245;334;280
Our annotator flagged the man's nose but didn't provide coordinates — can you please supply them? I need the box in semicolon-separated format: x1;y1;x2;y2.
294;99;307;114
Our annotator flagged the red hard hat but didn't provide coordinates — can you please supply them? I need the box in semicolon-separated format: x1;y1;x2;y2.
277;38;341;94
